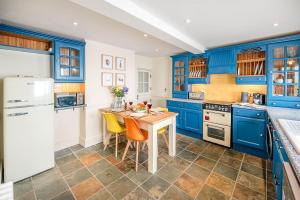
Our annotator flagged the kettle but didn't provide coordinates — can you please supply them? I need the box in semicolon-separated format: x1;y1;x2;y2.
241;92;249;103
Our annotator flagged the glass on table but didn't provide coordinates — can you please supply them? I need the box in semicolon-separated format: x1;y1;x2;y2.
147;103;152;114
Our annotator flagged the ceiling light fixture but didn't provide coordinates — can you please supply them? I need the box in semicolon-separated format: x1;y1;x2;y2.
143;33;148;37
73;22;78;26
185;19;191;24
273;23;279;27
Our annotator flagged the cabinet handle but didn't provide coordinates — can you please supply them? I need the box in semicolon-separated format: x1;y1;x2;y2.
260;134;263;137
296;104;300;108
256;113;260;116
278;146;283;150
259;78;262;80
275;179;279;185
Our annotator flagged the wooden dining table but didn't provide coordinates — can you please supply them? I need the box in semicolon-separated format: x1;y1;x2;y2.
100;108;178;174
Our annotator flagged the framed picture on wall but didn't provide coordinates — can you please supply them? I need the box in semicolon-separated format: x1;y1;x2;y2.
102;72;113;86
115;73;126;86
102;54;113;69
116;57;126;71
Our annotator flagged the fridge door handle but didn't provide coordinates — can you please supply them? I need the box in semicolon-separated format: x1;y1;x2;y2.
7;112;29;117
7;100;28;103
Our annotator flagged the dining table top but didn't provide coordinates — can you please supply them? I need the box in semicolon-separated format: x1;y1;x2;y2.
99;108;178;125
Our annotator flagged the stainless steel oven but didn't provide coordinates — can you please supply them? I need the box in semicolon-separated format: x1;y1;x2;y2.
203;101;232;147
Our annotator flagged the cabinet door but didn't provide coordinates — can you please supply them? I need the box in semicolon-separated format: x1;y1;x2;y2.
208;48;235;74
183;109;202;133
233;116;266;150
167;106;183;129
172;56;188;97
267;41;300;105
273;140;283;200
54;41;84;82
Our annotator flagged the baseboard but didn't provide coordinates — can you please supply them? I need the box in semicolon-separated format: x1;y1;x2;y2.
80;134;102;148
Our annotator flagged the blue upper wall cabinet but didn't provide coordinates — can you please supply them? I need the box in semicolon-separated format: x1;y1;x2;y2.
187;53;210;84
267;40;300;109
54;41;85;83
207;48;235;74
172;54;189;99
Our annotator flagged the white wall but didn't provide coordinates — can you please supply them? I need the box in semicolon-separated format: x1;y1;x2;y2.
135;55;153;70
81;40;136;147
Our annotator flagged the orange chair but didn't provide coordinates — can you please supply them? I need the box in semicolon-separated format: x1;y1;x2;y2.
122;116;148;171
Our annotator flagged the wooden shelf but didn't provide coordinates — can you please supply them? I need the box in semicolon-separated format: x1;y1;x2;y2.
0;31;52;51
189;58;207;78
237;51;266;76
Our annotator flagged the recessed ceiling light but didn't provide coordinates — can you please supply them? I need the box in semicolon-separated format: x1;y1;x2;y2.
155;48;159;52
73;22;78;26
185;19;191;24
143;33;148;37
273;23;279;27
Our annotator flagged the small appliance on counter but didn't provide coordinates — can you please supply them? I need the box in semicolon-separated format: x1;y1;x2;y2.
55;93;77;108
241;92;249;103
253;93;265;105
189;92;204;100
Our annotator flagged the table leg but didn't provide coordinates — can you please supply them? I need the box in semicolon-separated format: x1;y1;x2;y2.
168;116;176;157
102;115;108;146
148;125;158;174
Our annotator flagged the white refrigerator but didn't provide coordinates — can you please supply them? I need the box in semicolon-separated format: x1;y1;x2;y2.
2;77;55;183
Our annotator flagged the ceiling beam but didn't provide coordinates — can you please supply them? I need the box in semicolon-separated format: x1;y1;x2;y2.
70;0;206;54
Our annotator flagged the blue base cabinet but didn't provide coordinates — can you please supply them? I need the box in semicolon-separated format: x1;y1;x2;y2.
167;100;202;139
232;107;267;159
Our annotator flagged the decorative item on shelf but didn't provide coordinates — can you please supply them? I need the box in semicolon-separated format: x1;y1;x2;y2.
102;54;113;69
111;86;129;111
116;57;126;70
188;57;207;78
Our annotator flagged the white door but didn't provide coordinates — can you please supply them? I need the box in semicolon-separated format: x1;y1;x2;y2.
137;69;151;103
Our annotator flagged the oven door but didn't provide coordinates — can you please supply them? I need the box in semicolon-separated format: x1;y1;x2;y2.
203;122;231;147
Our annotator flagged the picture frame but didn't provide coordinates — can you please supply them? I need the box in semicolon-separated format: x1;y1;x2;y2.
115;57;126;71
102;54;113;70
102;72;113;86
115;73;126;86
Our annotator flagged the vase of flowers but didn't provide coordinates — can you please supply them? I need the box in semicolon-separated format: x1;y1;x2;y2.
111;86;128;111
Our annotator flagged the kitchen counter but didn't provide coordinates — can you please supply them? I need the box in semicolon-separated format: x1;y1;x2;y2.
267;107;300;182
167;98;204;104
232;103;267;110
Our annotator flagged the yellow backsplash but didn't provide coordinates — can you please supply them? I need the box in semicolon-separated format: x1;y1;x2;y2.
192;74;267;102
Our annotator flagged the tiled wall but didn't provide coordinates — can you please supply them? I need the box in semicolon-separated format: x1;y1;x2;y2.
192;74;267;102
54;83;85;93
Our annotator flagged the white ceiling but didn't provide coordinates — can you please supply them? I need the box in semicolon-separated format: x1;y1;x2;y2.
0;0;183;57
1;0;300;56
129;0;300;48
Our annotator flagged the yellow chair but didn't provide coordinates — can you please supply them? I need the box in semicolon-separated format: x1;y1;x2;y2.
157;108;169;148
102;112;126;157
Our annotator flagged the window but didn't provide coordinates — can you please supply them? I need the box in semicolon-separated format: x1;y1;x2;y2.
138;70;150;94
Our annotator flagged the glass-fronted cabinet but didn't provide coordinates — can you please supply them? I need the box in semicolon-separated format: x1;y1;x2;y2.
172;55;188;99
268;41;300;108
54;41;84;82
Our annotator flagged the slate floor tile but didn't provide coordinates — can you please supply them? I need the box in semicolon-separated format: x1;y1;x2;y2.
79;152;102;166
201;144;225;160
244;154;266;169
186;142;207;153
88;188;114;200
14;178;34;198
157;163;182;183
96;166;123;186
177;149;198;161
15;191;36;200
223;149;244;160
237;171;266;194
219;155;242;169
167;157;191;171
141;175;170;199
88;159;112;175
123;187;154;200
233;183;265;200
127;165;152;185
65;167;92;187
161;185;193;200
213;163;239;181
115;158;136;174
194;155;216;171
241;162;266;179
58;159;84;176
174;173;204;198
71;177;103;200
55;153;77;167
185;163;210;181
206;173;235;196
55;148;72;159
52;190;75;200
69;144;84;152
106;176;137;200
35;177;68;200
196;184;230;200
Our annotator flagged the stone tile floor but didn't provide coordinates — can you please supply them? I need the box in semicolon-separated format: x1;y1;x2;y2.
14;134;275;200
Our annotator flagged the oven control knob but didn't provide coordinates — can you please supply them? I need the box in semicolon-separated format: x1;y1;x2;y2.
205;116;210;120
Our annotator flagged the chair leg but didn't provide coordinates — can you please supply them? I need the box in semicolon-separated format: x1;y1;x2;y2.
142;142;146;151
122;140;131;161
136;141;139;172
163;134;169;147
104;133;111;150
115;134;118;158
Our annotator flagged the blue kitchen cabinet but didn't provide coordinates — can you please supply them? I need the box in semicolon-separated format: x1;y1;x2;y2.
207;47;235;74
267;40;300;108
232;107;267;158
172;55;189;99
167;100;203;138
54;41;85;83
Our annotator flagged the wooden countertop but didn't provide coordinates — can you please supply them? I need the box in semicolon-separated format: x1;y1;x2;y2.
99;108;177;125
